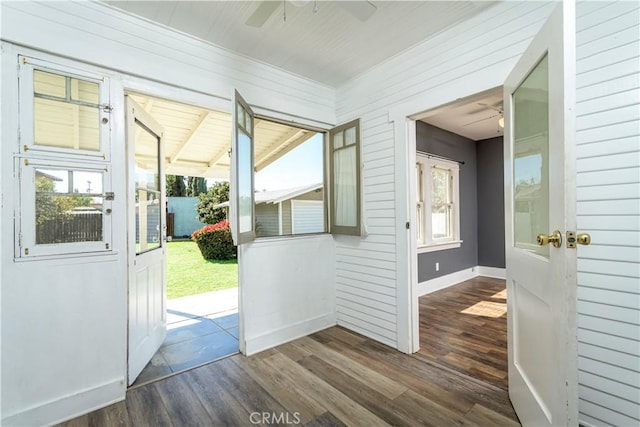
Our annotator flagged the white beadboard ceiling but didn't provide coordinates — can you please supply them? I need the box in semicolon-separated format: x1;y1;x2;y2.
103;0;496;87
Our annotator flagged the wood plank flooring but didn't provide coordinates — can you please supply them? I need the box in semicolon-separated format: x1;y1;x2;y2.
59;277;517;426
416;276;509;390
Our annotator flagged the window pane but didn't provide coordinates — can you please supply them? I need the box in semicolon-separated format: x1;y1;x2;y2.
238;129;253;233
513;54;549;257
71;78;99;104
237;104;245;128
333;145;357;227
135;190;161;254
34;70;66;98
333;131;344;149
431;167;452;240
344;127;356;146
35;168;103;244
134;122;160;192
34;98;100;151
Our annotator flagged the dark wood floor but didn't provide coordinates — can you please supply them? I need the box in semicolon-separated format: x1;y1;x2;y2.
59;277;517;426
416;276;509;390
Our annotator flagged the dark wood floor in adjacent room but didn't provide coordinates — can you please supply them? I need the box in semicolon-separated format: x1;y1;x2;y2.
59;277;517;426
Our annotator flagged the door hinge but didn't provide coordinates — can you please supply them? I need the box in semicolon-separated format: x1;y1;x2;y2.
406;221;410;230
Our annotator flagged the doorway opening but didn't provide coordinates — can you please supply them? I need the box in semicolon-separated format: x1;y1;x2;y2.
408;87;510;391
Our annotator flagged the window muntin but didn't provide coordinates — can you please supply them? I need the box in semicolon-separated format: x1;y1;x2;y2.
416;154;460;251
329;119;361;236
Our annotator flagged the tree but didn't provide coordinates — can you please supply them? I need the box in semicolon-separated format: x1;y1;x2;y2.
35;177;92;225
196;181;229;224
166;175;186;197
186;176;207;197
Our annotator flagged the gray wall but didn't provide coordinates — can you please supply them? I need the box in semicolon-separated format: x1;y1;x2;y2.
416;122;478;282
167;197;206;237
476;137;505;268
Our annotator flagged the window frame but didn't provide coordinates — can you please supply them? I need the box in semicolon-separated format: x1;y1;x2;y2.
416;154;461;253
329;119;362;236
15;57;113;260
18;56;111;161
16;158;112;258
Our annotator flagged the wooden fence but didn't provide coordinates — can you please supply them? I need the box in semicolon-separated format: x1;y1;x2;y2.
37;211;103;244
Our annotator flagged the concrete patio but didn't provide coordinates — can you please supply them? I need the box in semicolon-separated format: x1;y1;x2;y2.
132;287;239;386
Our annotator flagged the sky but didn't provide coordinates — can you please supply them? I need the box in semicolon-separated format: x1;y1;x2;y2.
254;133;324;191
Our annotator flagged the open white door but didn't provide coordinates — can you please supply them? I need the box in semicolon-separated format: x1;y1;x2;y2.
504;3;577;426
126;96;167;385
230;90;256;246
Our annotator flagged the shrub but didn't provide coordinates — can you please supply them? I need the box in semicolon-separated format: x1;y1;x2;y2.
191;220;236;260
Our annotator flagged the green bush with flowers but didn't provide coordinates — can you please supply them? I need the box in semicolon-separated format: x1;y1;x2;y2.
191;220;236;260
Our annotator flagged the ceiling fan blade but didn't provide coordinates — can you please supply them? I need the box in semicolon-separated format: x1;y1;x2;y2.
477;102;503;113
339;1;377;22
246;1;280;28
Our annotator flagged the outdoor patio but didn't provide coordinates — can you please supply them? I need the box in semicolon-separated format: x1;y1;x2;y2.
132;287;239;386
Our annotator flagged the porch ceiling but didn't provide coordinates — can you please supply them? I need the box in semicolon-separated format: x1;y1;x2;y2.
129;93;317;180
103;1;497;87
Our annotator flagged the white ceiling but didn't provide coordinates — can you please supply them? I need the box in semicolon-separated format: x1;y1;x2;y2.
104;1;496;87
421;88;504;141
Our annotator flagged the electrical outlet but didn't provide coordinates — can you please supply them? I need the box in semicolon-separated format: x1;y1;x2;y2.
436;262;440;271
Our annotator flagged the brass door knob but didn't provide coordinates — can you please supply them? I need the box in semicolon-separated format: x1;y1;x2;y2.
537;230;562;248
576;233;591;245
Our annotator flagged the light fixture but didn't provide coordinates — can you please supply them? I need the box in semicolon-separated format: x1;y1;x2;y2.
498;116;504;128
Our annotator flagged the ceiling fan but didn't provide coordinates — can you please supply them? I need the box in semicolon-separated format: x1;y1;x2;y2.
246;1;377;27
463;102;505;128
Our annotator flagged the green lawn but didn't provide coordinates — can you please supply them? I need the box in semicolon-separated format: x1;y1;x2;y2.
166;240;237;300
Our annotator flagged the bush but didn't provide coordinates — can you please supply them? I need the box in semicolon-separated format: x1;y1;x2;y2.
191;220;236;260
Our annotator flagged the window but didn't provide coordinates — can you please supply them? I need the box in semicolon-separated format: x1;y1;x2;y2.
329;119;361;236
16;57;112;258
416;154;460;252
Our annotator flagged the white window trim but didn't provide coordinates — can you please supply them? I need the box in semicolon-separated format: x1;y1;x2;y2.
19;56;111;161
416;154;461;252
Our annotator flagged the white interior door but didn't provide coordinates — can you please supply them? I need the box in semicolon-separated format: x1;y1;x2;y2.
504;3;577;426
126;96;167;385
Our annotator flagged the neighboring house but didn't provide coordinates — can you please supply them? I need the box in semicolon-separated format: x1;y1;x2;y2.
217;183;324;237
1;2;638;427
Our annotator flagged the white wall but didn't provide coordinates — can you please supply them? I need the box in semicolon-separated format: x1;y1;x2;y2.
240;235;335;356
0;2;335;425
575;2;640;426
334;1;556;350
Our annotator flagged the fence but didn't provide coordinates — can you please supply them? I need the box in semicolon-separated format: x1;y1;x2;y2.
36;211;103;244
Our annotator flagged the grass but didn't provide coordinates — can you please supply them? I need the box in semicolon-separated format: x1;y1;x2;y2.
166;240;237;300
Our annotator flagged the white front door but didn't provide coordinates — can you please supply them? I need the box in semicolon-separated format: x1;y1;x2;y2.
126;96;167;385
504;3;578;426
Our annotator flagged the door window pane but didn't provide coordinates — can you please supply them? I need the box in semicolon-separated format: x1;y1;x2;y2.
35;168;103;244
513;54;549;257
134;121;162;254
238;129;253;233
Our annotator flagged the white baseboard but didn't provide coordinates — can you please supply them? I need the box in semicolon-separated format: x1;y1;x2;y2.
417;265;506;296
477;266;506;279
244;312;336;356
2;378;125;427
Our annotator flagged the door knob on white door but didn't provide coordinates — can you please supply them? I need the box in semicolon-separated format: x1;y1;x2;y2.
536;230;562;248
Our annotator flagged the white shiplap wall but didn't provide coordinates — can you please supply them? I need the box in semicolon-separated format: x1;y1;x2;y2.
575;2;640;426
334;1;556;348
0;2;335;425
